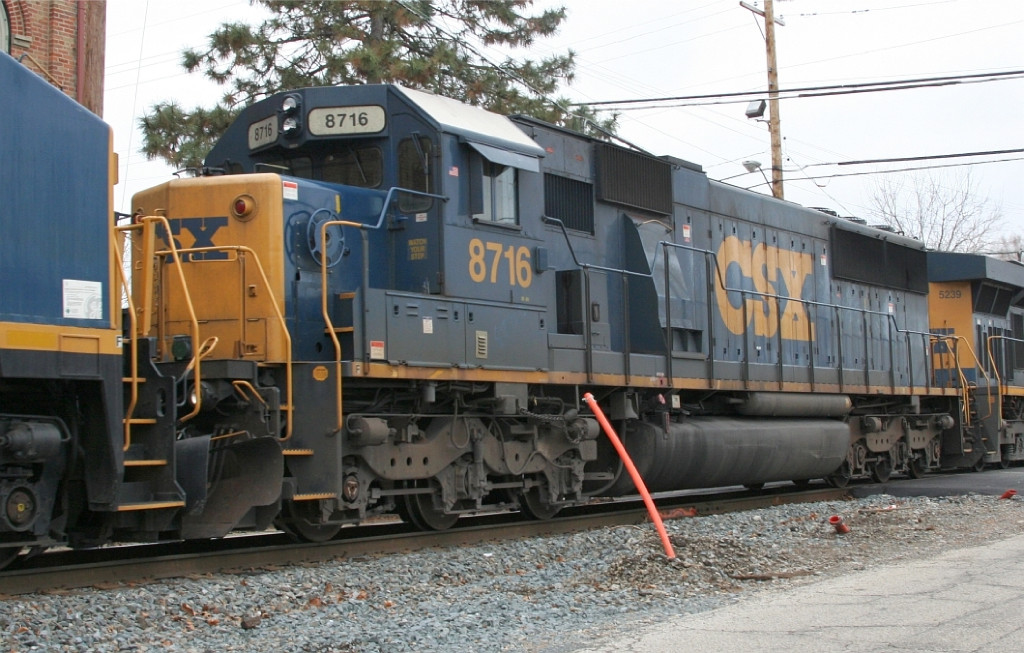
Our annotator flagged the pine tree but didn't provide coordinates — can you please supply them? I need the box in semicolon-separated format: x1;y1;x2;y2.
140;0;615;168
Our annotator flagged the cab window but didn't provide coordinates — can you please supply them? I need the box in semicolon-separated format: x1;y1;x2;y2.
261;156;311;178
397;136;433;213
323;146;383;187
471;158;518;226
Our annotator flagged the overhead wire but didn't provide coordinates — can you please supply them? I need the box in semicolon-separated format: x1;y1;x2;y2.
573;70;1024;109
119;0;150;212
741;156;1024;189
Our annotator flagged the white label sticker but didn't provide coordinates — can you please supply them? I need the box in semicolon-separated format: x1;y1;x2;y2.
370;340;385;359
283;180;299;200
63;279;103;319
422;317;434;334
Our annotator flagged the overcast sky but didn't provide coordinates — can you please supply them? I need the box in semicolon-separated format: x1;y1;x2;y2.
104;0;1024;243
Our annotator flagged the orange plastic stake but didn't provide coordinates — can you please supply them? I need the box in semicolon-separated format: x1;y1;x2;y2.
828;515;851;534
582;392;676;560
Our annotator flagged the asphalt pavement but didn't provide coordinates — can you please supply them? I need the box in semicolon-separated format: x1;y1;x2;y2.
852;465;1024;500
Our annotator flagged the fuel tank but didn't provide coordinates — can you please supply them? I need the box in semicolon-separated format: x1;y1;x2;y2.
602;417;849;495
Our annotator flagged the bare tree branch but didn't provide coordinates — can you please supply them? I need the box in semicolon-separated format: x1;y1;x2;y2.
869;170;1003;252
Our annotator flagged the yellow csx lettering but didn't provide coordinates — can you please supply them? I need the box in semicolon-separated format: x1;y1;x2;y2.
714;235;816;341
468;238;532;288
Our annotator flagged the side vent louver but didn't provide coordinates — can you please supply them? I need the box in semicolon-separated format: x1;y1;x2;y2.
475;330;489;359
596;143;672;215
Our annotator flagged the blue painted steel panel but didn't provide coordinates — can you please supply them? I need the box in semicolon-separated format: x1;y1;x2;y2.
0;53;112;327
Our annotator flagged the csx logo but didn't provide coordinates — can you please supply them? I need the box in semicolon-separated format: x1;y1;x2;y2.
714;235;816;341
159;217;230;261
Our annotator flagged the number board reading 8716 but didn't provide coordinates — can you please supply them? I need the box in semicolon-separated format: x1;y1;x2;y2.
308;106;387;136
248;115;278;150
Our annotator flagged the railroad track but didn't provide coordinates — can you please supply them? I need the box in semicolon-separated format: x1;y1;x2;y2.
0;484;849;596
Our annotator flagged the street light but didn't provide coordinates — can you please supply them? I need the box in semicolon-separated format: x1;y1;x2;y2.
742;160;772;192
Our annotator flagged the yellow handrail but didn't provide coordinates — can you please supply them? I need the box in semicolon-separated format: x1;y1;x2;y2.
320;219;365;434
159;245;294;440
114;216;203;446
112;228;139;452
931;333;997;427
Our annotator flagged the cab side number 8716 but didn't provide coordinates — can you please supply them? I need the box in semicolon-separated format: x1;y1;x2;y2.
468;238;532;288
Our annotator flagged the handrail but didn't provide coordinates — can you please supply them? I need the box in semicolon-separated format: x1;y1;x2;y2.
369;186;448;230
115;216;204;442
158;244;295;440
544;215;940;392
985;334;1024;427
320;218;373;433
112;228;140;452
932;334;997;426
953;335;994;420
314;186;445;427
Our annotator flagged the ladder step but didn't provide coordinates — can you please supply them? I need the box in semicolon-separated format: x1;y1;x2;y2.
124;418;158;425
116;500;185;512
283;449;314;456
338;292;357;300
122;377;147;383
325;326;354;334
124;459;167;467
292;493;337;501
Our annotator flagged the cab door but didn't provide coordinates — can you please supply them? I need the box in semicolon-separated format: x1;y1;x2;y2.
388;115;443;294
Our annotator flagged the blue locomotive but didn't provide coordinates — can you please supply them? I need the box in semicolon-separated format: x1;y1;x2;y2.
4;48;1023;565
1;51;131;568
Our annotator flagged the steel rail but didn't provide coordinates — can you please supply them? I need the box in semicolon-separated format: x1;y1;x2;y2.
0;486;849;596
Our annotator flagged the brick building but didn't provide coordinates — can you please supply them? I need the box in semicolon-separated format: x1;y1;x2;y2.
1;0;106;115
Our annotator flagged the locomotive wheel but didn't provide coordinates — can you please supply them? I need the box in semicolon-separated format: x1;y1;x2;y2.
401;491;458;530
397;494;428;530
825;462;851;488
870;456;892;483
276;502;341;543
519;487;561;521
973;456;987;473
907;456;927;479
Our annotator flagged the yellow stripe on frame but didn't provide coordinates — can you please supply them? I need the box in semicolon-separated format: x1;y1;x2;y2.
0;322;121;355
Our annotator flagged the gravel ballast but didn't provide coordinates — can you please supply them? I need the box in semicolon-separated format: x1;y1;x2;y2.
3;493;1023;652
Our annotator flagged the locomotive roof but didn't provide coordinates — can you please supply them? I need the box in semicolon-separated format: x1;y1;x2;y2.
393;85;545;159
205;84;546;169
928;251;1024;289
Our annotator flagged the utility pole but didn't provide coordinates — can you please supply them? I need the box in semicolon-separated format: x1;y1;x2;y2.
740;0;785;199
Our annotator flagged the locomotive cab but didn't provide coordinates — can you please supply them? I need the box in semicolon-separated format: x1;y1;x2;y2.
928;252;1024;468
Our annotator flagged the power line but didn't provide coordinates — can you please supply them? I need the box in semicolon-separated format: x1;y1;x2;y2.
787;0;959;18
823;148;1024;168
736;155;1024;189
573;69;1024;108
